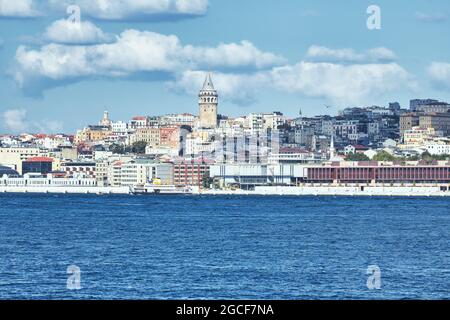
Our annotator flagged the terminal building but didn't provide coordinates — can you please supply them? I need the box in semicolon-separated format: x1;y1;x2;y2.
210;161;450;189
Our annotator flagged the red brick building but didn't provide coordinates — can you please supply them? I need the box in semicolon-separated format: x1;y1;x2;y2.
306;162;450;184
173;160;212;188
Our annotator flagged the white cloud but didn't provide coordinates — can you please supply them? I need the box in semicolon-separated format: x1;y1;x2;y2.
269;62;412;105
183;41;286;69
427;62;450;89
47;0;208;20
13;34;413;106
14;30;285;90
0;0;39;18
170;62;413;106
44;19;114;44
2;108;63;133
306;45;397;63
3;109;28;133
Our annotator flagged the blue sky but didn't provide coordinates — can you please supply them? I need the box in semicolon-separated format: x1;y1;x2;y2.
1;0;450;133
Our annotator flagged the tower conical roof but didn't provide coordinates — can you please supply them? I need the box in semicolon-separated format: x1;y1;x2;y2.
202;73;215;91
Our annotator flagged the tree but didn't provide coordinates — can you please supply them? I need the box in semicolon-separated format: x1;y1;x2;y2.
131;141;147;154
109;143;125;154
420;151;449;161
346;153;370;161
202;172;213;189
373;150;396;161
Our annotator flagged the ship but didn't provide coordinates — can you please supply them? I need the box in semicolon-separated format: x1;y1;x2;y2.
132;178;198;195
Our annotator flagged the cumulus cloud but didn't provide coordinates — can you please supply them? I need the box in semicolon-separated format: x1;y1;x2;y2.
43;19;114;44
0;0;39;18
13;33;413;107
427;62;450;89
47;0;209;20
306;45;397;63
183;41;286;69
170;62;413;106
3;109;28;133
14;30;285;93
415;12;447;23
269;62;412;105
2;108;63;133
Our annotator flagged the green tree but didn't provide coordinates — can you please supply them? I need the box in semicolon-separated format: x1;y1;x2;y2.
202;172;213;189
131;141;147;154
420;151;449;161
346;153;370;161
109;143;125;154
373;150;396;161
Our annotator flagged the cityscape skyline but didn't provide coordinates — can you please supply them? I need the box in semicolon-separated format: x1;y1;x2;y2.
1;0;450;134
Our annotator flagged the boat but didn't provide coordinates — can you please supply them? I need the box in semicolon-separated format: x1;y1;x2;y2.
133;182;197;195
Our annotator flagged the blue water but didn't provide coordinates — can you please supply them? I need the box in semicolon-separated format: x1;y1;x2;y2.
0;194;449;300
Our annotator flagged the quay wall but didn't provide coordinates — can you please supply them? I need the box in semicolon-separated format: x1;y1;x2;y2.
0;186;131;194
203;185;450;197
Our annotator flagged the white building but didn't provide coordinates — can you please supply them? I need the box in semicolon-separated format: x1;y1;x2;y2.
426;142;450;155
1;173;97;187
210;164;308;189
160;113;196;127
111;121;128;136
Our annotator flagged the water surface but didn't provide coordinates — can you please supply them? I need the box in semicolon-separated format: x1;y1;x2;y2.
0;194;448;299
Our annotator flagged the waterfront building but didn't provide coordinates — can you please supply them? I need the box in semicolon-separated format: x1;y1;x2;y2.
0;147;44;174
61;162;96;178
95;160;109;186
173;160;211;188
114;159;172;187
0;165;19;177
1;173;97;187
210;164;308;189
22;157;54;175
211;161;450;188
108;160;124;187
198;74;218;129
305;161;450;184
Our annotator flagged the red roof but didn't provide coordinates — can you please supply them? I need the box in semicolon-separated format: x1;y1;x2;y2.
279;147;309;154
25;157;54;162
353;144;369;150
132;116;147;120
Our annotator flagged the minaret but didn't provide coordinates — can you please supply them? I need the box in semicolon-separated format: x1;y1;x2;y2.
329;134;335;160
198;73;218;129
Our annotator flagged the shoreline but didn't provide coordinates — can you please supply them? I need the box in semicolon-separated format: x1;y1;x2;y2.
1;184;450;197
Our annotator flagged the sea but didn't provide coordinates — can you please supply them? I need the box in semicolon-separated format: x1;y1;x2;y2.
0;194;449;300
